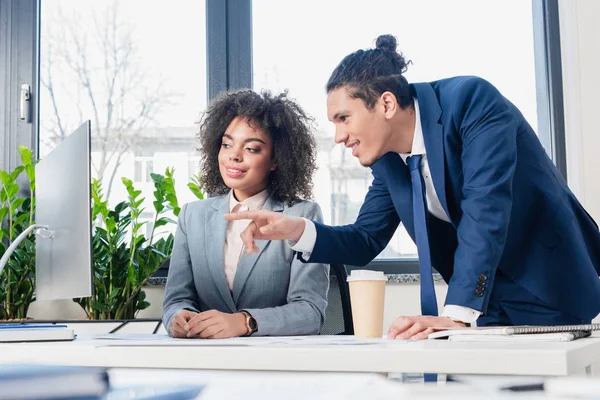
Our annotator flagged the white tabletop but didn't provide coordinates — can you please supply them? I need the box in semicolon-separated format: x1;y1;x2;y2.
1;334;600;377
107;369;582;400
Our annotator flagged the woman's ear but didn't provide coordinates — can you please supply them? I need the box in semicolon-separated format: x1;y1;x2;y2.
271;163;277;171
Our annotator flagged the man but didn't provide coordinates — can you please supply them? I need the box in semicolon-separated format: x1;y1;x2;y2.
226;34;600;340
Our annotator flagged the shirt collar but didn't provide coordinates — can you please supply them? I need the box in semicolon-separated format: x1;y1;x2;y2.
399;98;426;163
228;188;269;213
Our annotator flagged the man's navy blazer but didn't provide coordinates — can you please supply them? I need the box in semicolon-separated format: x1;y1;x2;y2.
307;76;600;320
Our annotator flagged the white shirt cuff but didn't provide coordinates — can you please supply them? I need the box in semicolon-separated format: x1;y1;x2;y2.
287;218;316;261
442;305;481;324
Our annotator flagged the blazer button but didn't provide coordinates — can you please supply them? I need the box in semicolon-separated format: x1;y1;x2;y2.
479;274;488;281
475;288;484;297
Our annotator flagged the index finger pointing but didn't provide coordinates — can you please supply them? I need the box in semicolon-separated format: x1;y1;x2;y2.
224;210;262;221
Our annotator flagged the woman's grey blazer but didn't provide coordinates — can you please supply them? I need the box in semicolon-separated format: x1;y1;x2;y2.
162;194;330;336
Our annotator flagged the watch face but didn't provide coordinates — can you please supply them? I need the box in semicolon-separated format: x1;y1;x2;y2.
249;317;257;330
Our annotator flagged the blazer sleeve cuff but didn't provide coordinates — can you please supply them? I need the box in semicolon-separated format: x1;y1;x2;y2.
288;218;317;261
240;308;275;337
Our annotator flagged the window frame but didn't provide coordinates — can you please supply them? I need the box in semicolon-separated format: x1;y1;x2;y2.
533;0;567;179
0;0;40;173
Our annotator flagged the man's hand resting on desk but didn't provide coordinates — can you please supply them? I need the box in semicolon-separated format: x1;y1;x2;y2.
185;310;248;339
387;316;466;340
224;210;305;255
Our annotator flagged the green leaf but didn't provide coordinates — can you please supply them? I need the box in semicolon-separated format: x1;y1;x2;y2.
150;173;164;184
152;220;167;229
13;213;29;226
90;301;110;312
0;207;8;222
25;164;35;183
6;184;19;199
137;300;150;310
165;194;178;207
153;200;164;213
187;183;204;200
114;201;129;214
21;197;31;211
148;247;168;259
18;146;33;165
109;288;121;300
153;217;176;230
0;170;10;186
9;166;24;181
11;197;25;212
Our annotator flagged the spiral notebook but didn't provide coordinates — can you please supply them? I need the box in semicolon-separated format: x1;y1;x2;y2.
428;323;600;341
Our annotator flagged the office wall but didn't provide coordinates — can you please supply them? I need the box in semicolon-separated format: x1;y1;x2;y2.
560;0;600;222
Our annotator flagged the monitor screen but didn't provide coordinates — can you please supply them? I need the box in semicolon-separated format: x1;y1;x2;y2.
35;121;93;301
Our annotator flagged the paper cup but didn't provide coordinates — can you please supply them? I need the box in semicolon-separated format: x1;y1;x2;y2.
347;270;387;338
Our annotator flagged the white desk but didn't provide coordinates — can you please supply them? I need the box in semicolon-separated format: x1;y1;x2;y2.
107;368;558;400
1;334;600;377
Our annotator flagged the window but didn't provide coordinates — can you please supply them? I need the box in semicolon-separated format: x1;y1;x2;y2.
1;0;564;272
39;0;206;212
188;156;201;181
134;157;153;184
252;0;538;259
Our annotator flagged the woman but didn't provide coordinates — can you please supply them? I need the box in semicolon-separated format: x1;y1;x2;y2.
163;90;329;338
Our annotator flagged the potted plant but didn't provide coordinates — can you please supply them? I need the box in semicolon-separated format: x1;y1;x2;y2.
0;147;37;320
74;168;204;320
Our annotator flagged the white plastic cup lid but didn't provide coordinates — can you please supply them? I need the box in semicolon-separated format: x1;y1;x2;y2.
346;269;388;282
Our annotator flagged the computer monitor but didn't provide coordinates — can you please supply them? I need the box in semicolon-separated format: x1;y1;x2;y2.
35;121;93;301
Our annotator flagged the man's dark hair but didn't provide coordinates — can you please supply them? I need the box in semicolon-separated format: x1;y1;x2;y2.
326;34;413;110
197;89;317;205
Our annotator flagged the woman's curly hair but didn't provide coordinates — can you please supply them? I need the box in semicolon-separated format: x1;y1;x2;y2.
197;89;317;206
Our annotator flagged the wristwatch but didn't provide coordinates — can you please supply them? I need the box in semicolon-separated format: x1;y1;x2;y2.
240;310;257;336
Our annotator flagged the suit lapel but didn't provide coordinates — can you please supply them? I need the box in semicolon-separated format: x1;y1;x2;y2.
231;195;283;304
205;195;237;312
411;83;451;221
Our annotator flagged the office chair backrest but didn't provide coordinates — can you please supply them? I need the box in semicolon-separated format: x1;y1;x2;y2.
320;264;354;335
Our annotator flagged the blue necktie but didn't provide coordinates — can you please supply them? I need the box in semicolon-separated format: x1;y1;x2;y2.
407;155;438;317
